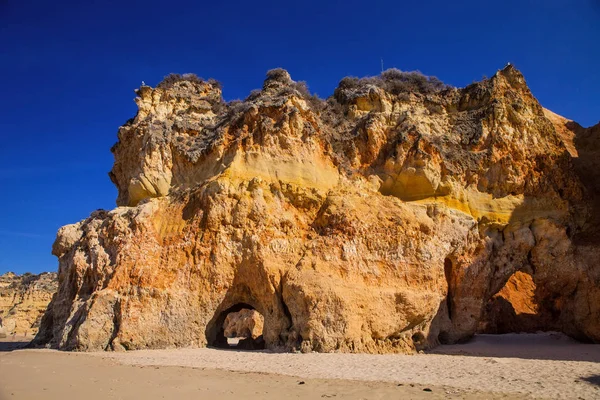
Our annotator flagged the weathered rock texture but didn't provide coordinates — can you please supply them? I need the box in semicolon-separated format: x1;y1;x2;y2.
223;308;264;339
34;66;600;352
0;272;57;337
479;270;541;334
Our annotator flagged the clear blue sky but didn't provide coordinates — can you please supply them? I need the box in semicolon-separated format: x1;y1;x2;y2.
0;0;598;274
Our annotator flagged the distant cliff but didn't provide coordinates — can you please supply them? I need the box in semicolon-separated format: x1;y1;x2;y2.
0;272;57;337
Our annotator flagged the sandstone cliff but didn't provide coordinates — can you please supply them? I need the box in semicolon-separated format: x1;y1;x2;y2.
34;66;600;353
0;272;57;337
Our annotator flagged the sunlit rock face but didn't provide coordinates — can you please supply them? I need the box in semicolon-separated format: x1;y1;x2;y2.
34;66;600;352
223;309;264;340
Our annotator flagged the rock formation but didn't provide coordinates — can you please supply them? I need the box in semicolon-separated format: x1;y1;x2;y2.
479;270;542;334
0;272;57;337
223;308;264;340
34;66;600;352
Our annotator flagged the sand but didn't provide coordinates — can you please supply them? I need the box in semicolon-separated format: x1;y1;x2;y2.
0;333;598;399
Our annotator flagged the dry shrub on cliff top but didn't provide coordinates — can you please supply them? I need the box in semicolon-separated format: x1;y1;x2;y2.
334;68;449;102
260;68;325;111
265;68;292;83
380;68;447;94
157;73;204;89
293;81;325;111
157;73;222;90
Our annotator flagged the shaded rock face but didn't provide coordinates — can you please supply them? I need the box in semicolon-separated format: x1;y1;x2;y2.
0;272;57;337
34;66;600;353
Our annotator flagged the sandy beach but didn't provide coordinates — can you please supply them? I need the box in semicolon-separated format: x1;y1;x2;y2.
1;333;598;399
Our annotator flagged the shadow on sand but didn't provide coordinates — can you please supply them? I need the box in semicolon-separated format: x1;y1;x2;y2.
0;340;31;352
429;333;600;362
581;375;600;387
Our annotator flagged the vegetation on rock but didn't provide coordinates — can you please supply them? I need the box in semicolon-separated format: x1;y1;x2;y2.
34;65;600;353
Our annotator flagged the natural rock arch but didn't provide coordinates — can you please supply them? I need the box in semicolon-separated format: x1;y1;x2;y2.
206;303;265;350
479;269;541;334
33;66;600;353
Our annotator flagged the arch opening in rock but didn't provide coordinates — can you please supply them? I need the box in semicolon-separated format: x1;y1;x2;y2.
443;257;453;321
436;257;455;344
478;270;542;334
208;303;265;350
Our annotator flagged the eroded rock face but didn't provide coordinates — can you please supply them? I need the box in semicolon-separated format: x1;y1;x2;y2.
223;309;264;339
478;270;542;334
34;66;600;352
0;272;57;337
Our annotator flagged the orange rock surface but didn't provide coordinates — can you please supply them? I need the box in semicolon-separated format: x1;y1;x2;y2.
34;67;600;352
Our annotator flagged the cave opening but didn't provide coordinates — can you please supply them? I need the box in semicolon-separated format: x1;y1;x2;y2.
209;303;265;350
443;257;453;321
437;257;454;344
479;270;542;334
